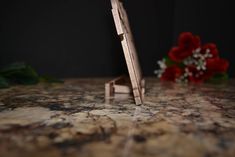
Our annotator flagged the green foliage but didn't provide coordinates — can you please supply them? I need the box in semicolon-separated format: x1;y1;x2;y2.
0;62;39;85
207;73;229;84
40;75;64;83
164;57;185;68
0;76;9;88
0;62;63;89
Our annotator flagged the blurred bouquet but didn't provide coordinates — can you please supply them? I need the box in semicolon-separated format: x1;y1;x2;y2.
155;32;229;83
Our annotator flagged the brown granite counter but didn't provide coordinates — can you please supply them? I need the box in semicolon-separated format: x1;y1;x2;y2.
0;78;235;157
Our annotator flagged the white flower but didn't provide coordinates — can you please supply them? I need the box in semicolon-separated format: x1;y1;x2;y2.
157;59;167;70
154;59;167;78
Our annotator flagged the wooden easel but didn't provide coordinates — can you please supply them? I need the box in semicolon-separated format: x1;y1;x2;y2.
105;0;145;105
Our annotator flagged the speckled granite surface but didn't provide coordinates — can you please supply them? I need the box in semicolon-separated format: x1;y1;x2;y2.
0;78;235;157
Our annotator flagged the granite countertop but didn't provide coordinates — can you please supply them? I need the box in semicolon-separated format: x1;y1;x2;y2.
0;78;234;157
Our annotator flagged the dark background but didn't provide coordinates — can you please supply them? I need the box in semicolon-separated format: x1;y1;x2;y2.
1;0;234;78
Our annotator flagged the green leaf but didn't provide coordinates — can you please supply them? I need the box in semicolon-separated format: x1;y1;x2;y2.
207;73;229;84
164;57;185;68
0;62;27;73
39;75;64;83
0;76;9;89
0;62;64;87
0;62;39;85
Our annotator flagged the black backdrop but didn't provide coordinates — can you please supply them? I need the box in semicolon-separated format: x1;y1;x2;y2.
1;0;234;77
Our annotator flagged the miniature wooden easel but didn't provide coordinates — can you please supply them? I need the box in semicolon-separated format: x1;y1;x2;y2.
105;0;145;105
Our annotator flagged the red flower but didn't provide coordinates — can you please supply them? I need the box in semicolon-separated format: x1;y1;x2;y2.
161;65;182;82
187;58;229;83
178;32;201;50
169;32;201;62
158;32;230;83
206;58;229;73
168;47;192;63
201;43;219;58
187;66;214;83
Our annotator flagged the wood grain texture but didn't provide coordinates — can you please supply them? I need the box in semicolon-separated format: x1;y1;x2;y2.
108;0;144;105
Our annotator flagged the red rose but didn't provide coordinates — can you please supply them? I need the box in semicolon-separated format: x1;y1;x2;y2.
187;66;214;83
168;47;192;62
178;32;201;50
168;32;201;62
161;65;182;82
206;58;229;73
201;43;219;58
